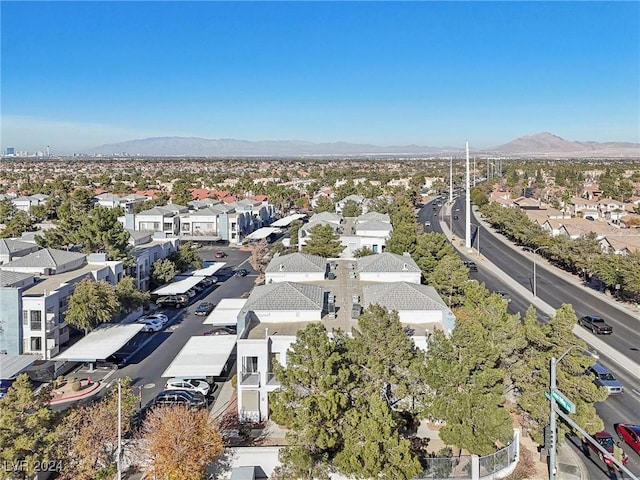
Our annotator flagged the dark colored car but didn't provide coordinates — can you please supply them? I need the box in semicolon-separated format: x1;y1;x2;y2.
156;295;188;308
464;260;478;272
194;302;215;316
151;389;207;410
585;431;629;466
615;424;640;454
96;353;128;370
587;363;624;394
235;268;248;277
578;315;613;335
453;215;459;219
215;251;226;258
203;326;236;336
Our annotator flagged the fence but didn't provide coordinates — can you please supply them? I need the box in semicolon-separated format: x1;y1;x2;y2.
416;428;520;480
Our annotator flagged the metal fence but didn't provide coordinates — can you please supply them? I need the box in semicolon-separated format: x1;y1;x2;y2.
418;455;473;478
478;439;518;479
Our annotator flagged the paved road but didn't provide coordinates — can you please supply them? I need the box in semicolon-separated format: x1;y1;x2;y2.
420;196;640;479
104;246;254;408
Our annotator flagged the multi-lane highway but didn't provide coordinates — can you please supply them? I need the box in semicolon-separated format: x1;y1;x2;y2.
420;196;640;478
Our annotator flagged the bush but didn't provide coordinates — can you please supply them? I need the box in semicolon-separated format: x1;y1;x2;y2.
55;376;66;387
71;380;82;392
231;374;237;389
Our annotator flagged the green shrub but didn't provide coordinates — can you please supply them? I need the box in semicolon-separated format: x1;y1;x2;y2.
71;380;82;392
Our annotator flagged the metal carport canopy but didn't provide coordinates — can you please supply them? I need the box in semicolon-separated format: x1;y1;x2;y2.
244;227;280;241
189;262;226;277
203;298;247;326
0;355;39;379
271;213;306;227
53;323;145;362
151;276;203;295
162;335;236;378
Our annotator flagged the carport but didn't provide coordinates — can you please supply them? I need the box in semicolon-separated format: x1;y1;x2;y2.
243;227;281;242
162;336;236;379
271;213;306;227
53;323;145;365
203;298;247;327
189;262;226;277
151;276;204;296
0;355;39;379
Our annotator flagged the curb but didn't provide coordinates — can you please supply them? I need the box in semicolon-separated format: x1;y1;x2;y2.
49;381;102;405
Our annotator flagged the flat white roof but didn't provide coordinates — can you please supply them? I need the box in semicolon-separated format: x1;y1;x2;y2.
203;298;248;326
53;323;145;362
162;335;237;378
189;262;226;277
0;355;39;379
271;213;306;227
152;276;204;295
244;227;280;241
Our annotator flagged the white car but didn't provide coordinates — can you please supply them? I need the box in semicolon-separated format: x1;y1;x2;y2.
137;318;164;332
164;378;211;396
144;313;169;326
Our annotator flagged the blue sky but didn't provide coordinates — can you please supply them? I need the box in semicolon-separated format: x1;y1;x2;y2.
1;1;639;153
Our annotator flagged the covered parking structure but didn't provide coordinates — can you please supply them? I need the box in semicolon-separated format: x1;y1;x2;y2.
0;355;39;380
243;227;281;243
162;335;237;379
271;213;306;228
151;276;204;296
188;262;226;277
53;323;145;364
203;298;247;328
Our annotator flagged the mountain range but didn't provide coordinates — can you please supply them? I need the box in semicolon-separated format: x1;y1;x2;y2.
86;132;640;158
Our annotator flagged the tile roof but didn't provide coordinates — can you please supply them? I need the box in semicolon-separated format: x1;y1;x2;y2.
0;248;86;269
357;252;420;273
362;282;447;311
245;281;324;311
265;252;326;273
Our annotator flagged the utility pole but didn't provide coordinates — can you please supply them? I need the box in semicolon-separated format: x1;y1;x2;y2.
449;156;453;204
117;379;122;480
465;141;471;250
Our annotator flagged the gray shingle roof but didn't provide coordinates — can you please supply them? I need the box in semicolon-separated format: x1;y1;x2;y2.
0;248;86;269
357;212;390;224
245;282;324;311
309;212;343;224
357;252;420;273
0;239;37;255
137;206;176;216
0;271;35;287
355;220;393;232
265;253;326;273
362;282;447;311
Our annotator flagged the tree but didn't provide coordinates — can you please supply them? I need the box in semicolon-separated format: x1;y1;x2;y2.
352;246;374;257
302;224;345;258
169;241;203;272
385;222;417;255
0;198;17;223
135;405;223;480
249;239;270;277
151;258;178;286
313;196;334;214
270;324;353;477
53;378;138;480
341;200;362;217
414;232;456;277
427;255;469;306
115;276;150;314
0;210;33;238
0;374;57;480
65;279;119;332
76;206;130;259
333;396;423;480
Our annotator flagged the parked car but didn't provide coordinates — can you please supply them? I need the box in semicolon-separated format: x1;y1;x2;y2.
185;289;196;298
0;379;15;399
326;272;336;280
151;389;207;410
424;220;431;227
453;215;459;219
615;424;640;454
235;268;248;277
203;326;236;336
96;353;128;370
585;431;629;466
587;363;624;394
144;313;169;326
578;315;613;335
156;295;188;308
165;378;211;396
137;318;164;332
464;260;478;272
194;302;215;316
215;251;226;258
496;291;511;303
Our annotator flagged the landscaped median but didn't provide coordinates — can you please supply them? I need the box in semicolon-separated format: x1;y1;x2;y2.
48;378;102;405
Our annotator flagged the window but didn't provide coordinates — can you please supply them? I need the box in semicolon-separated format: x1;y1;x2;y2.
243;356;258;373
23;310;29;326
30;310;42;330
30;337;42;351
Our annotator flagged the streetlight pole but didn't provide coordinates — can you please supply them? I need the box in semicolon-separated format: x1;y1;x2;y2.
117;379;122;480
471;222;480;258
549;345;598;480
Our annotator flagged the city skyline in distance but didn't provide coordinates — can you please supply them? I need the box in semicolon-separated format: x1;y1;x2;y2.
1;2;639;153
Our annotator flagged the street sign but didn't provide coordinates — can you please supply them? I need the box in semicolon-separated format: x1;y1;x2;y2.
545;389;576;414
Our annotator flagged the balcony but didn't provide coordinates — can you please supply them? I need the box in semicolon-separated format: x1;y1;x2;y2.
240;372;260;387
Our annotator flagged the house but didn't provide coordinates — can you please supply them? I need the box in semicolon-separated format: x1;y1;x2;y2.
123;204;188;235
0;249;125;359
235;254;454;422
335;194;365;215
265;253;327;284
94;193;149;213
11;194;49;213
567;197;599;219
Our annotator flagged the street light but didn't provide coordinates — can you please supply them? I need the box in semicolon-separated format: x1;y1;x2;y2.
549;345;598;480
526;246;548;298
471;222;480;258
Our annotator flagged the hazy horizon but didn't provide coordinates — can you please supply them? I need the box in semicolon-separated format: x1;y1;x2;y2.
2;1;639;153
